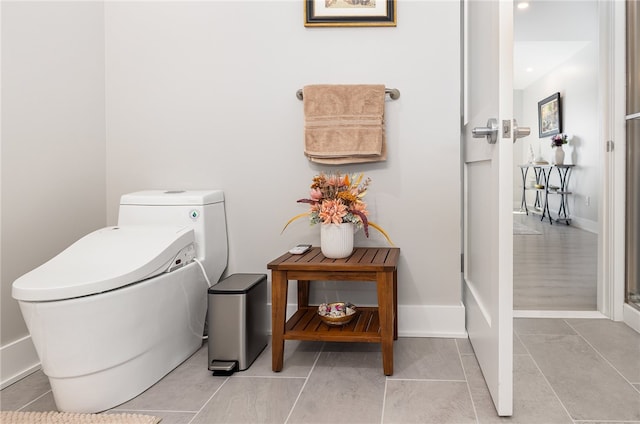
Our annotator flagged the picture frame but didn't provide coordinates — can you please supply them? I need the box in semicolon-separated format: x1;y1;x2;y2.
538;92;562;138
305;0;396;27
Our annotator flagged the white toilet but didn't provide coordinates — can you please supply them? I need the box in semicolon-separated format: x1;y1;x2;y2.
12;190;228;413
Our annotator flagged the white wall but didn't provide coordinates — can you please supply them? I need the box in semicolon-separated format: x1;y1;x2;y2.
104;1;463;321
0;2;106;386
1;0;464;387
519;44;600;230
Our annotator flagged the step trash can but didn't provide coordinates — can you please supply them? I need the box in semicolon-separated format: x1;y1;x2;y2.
207;273;268;374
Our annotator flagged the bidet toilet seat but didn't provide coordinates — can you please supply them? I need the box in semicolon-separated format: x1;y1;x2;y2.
12;225;195;302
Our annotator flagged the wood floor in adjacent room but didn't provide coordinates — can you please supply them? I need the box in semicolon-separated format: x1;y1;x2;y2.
514;212;598;311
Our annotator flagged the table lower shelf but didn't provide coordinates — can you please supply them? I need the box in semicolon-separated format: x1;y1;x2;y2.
284;306;381;342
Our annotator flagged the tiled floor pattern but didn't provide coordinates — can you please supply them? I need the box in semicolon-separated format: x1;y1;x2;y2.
2;318;639;423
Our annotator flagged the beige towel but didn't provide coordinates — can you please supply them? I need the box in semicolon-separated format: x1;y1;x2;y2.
303;84;386;164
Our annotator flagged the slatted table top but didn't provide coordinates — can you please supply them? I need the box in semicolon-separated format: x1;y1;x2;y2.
267;247;400;272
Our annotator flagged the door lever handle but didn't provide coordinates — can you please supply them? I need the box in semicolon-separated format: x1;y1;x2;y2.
472;118;498;144
512;119;530;143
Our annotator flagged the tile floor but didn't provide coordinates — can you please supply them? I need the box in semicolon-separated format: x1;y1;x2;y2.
1;318;639;424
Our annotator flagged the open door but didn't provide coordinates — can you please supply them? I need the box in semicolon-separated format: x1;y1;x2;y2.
462;0;516;416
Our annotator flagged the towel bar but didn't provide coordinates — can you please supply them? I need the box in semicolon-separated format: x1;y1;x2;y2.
296;88;400;101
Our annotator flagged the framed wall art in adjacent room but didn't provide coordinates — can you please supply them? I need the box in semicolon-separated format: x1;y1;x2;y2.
538;92;562;137
305;0;396;27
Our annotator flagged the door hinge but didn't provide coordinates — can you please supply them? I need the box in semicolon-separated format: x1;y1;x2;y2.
606;140;614;152
461;253;464;273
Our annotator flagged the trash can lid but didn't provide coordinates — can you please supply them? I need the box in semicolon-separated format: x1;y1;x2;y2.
208;273;266;294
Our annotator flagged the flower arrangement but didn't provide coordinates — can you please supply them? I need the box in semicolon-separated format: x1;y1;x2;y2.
551;133;571;147
282;172;393;245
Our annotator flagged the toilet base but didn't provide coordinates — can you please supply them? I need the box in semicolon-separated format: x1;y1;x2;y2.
19;263;207;413
50;336;203;413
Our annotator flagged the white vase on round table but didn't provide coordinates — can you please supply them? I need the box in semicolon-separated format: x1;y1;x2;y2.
554;145;565;165
320;223;355;259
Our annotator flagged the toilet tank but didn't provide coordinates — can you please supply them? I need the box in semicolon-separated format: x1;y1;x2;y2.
118;190;228;286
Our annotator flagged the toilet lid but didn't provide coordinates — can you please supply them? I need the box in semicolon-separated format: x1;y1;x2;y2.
12;226;195;302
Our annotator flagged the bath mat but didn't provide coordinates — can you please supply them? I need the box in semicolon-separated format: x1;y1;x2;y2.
513;221;542;235
0;411;161;424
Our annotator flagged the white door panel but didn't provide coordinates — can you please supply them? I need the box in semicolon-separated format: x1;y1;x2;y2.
462;0;513;416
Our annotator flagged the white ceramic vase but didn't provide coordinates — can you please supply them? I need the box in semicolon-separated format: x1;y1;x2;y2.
554;146;565;165
320;223;355;259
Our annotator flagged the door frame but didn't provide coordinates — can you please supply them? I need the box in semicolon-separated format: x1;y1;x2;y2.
607;0;640;331
601;0;626;323
510;0;628;322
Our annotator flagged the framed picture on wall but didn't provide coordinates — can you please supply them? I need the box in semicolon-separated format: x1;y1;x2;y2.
305;0;396;27
538;92;562;138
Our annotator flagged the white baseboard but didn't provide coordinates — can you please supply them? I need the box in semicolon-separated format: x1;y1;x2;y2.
623;303;640;334
279;303;467;338
0;335;40;390
398;304;467;338
514;310;607;319
566;216;598;234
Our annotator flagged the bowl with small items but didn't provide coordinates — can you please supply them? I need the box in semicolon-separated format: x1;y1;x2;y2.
318;302;357;326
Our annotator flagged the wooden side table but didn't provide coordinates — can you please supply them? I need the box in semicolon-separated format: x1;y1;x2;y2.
267;247;400;376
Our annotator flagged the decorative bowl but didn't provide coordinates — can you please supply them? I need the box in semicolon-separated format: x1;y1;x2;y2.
318;302;357;326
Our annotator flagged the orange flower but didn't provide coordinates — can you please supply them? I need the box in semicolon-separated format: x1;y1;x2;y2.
309;188;323;201
318;199;348;225
337;191;357;204
327;174;342;187
351;201;369;217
